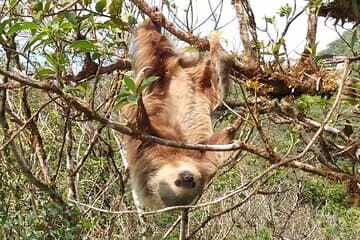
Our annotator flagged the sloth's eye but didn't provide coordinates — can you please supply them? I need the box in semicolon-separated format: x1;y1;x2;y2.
175;179;181;186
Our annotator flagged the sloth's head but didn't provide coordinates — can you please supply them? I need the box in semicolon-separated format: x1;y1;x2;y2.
147;157;204;207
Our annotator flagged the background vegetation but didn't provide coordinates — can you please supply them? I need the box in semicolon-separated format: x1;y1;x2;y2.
0;0;359;239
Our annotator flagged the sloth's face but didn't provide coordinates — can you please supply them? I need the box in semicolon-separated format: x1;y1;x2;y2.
148;158;204;207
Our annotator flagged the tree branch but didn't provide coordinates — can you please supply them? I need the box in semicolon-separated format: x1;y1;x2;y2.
131;0;210;50
1;64;357;188
63;57;131;83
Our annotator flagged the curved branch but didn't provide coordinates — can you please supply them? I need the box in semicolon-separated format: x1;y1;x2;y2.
131;0;210;50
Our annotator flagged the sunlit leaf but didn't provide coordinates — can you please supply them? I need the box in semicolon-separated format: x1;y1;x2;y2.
109;0;123;16
44;0;51;12
278;4;292;17
24;31;48;51
60;22;73;30
69;40;97;52
115;91;131;100
10;0;17;8
264;16;274;24
7;22;40;35
63;84;87;93
123;75;136;93
138;76;159;93
35;67;55;80
272;44;281;54
45;53;57;69
246;80;260;89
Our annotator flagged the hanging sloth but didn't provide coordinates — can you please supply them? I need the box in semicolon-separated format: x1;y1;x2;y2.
120;17;240;209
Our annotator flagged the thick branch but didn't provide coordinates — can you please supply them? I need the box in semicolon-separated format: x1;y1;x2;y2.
301;1;318;58
318;0;360;23
232;0;259;68
63;57;131;83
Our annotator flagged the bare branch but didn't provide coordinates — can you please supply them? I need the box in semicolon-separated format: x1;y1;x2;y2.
130;0;210;50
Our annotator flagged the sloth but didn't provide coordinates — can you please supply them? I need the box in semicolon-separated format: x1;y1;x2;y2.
120;18;239;209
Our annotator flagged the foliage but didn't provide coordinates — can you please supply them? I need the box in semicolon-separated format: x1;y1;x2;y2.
0;0;359;239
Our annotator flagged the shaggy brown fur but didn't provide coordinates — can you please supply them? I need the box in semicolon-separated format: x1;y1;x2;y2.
120;19;237;209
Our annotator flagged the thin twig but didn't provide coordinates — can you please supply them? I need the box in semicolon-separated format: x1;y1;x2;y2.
162;216;182;240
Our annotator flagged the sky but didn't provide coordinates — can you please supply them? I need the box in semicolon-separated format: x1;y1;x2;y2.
158;0;350;58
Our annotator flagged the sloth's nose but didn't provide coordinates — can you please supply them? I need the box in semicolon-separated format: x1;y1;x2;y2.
183;173;194;183
175;171;195;188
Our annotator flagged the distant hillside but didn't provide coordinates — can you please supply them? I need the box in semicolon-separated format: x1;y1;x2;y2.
319;26;359;56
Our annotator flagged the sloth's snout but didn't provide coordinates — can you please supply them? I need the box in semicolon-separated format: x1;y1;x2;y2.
175;171;196;188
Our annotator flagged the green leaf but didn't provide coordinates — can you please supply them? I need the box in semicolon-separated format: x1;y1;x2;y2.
82;0;92;6
95;0;107;12
272;44;281;54
65;11;78;24
138;76;159;93
311;42;319;55
278;4;292;17
109;0;123;16
264;16;274;24
44;0;51;12
121;13;137;25
0;19;12;33
350;29;358;48
45;53;57;69
305;42;318;56
24;31;48;51
7;22;40;35
69;40;97;52
35;67;55;80
63;84;87;93
60;22;73;30
10;0;17;8
92;52;101;60
115;91;131;100
127;95;139;104
33;2;43;12
123;75;136;93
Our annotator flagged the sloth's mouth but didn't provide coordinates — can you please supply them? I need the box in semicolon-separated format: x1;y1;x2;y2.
175;179;196;188
158;181;201;206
